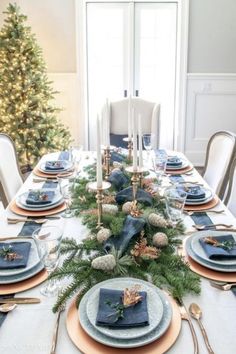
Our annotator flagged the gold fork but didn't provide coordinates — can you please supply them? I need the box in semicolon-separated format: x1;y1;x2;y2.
50;304;65;354
7;218;47;224
210;281;236;291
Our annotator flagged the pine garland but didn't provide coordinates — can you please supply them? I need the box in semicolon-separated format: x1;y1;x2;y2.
50;163;201;312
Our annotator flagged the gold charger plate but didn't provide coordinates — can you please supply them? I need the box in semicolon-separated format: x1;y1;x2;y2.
166;165;193;175
33;167;74;179
183;240;236;282
66;294;181;354
0;269;47;295
9;200;66;217
184;195;219;211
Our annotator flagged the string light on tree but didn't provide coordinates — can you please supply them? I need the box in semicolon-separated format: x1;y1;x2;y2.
0;3;71;169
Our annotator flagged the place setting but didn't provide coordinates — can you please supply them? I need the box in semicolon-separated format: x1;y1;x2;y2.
182;230;236;282
0;225;62;295
9;188;67;217
165;155;193;175
66;277;181;354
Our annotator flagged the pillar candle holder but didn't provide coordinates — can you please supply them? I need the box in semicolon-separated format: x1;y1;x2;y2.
122;137;133;162
126;166;149;192
87;181;111;228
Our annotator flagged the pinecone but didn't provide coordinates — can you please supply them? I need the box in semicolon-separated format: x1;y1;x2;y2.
153;232;168;247
148;213;168;228
91;254;116;271
97;228;112;243
122;201;133;214
102;204;118;215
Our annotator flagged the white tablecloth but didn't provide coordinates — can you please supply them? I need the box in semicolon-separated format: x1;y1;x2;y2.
0;152;236;354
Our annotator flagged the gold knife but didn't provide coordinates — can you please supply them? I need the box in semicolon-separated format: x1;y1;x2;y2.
0;298;40;304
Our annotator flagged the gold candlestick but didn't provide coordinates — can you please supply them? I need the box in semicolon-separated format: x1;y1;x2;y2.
87;181;111;228
128;139;133;161
104;146;111;180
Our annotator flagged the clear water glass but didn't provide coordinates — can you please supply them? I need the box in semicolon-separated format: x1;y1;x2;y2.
69;144;83;176
164;186;187;225
152;154;167;184
142;134;155;163
57;175;75;218
33;226;63;297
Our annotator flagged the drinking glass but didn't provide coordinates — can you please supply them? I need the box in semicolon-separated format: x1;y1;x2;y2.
152;154;167;185
69;144;83;176
164;186;187;225
57;175;75;218
142;134;155;163
33;226;63;297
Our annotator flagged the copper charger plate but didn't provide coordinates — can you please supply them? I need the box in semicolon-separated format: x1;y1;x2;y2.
0;269;47;295
66;295;181;354
166;164;193;175
9;200;66;217
184;195;219;211
183;239;236;282
33;167;74;179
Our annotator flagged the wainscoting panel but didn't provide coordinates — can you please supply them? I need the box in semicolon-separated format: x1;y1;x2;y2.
185;74;236;166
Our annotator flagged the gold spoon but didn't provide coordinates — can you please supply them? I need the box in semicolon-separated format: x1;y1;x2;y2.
189;303;215;354
0;303;17;313
193;223;233;230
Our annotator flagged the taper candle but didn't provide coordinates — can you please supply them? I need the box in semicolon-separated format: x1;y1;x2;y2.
106;98;110;147
132;108;137;171
128;95;132;140
96;115;103;188
138;114;143;169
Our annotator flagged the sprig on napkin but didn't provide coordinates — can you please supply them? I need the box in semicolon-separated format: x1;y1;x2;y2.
203;237;236;251
0;245;23;261
105;285;143;322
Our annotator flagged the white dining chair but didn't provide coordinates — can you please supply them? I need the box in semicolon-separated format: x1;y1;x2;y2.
0;133;23;207
202;131;236;200
101;97;161;148
223;156;236;216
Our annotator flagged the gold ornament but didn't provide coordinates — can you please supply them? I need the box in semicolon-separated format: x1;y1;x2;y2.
130;201;143;218
152;232;169;247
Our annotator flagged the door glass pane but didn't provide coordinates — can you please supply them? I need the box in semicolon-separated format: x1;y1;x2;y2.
135;3;177;148
87;3;128;148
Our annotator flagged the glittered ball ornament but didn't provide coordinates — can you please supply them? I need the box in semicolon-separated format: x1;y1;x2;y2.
102;204;118;215
96;228;112;243
148;213;168;228
152;232;168;247
122;201;133;214
91;254;116;271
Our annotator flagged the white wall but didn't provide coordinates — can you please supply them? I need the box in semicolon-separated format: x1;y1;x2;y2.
186;0;236;165
1;0;236;161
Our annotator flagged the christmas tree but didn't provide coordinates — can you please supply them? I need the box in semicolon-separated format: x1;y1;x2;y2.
0;3;71;169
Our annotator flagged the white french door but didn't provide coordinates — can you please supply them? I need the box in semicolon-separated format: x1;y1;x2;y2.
85;1;187;150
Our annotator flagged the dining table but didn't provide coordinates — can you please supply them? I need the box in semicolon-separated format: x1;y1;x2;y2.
0;150;236;354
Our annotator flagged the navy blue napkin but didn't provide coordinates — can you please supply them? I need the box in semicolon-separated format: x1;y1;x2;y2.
110;151;126;163
104;215;145;254
116;186;153;206
0;242;31;269
199;235;236;260
45;160;66;170
190;212;215;230
108;170;129;191
167;156;183;167
26;190;55;205
96;288;149;328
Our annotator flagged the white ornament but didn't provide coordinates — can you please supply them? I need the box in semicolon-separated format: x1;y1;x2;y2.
153;232;168;247
102;204;118;215
91;254;116;271
148;213;168;228
97;228;112;243
113;161;123;169
122;201;133;214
